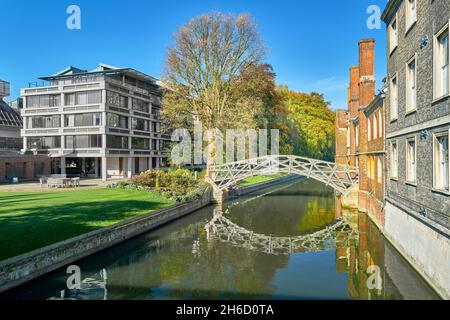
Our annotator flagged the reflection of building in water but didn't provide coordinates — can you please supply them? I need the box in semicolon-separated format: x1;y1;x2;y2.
48;269;108;300
335;209;438;300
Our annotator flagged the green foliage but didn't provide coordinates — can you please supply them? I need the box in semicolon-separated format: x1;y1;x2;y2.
118;169;207;203
277;86;336;161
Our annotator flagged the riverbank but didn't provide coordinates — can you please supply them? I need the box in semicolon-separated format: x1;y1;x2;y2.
0;188;175;261
0;174;297;294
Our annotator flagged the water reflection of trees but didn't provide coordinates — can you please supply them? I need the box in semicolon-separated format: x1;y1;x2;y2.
16;180;438;300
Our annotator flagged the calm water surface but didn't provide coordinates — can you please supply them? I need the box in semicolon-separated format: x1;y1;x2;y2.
1;179;439;300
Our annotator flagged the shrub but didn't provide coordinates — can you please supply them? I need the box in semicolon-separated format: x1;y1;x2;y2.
117;169;207;202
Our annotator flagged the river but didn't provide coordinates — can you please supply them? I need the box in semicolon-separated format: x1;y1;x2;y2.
1;179;439;300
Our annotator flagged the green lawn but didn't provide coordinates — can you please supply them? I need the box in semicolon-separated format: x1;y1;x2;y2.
0;188;175;261
239;173;287;187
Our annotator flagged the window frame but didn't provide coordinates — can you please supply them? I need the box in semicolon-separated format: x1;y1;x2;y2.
406;54;418;113
390;140;399;180
432;130;450;193
390;73;399;121
405;0;417;33
406;137;417;184
389;16;398;54
433;22;450;100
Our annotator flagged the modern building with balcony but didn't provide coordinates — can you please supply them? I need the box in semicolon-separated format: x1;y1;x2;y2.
20;64;171;181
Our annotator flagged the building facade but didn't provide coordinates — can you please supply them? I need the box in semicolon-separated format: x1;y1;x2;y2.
0;80;22;150
335;39;386;227
21;64;171;180
0;79;51;182
382;0;449;298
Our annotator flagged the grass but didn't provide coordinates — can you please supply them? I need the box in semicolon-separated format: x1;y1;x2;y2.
239;173;288;187
0;188;175;261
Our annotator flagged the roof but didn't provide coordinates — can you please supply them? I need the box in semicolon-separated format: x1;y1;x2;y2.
381;0;402;23
0;99;23;127
40;63;160;86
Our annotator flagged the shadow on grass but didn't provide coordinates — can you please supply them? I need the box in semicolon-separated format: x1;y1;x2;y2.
0;199;171;261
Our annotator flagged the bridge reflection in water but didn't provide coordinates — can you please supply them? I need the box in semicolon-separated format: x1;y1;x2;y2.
3;179;439;300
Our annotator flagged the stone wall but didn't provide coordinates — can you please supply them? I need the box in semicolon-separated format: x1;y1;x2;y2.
384;201;450;299
384;0;450;225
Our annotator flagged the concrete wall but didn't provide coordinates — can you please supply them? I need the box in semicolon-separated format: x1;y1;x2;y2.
106;157;123;178
384;201;450;299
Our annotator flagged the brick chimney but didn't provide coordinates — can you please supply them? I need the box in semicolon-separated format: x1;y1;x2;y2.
348;66;360;118
358;39;375;107
357;38;375;195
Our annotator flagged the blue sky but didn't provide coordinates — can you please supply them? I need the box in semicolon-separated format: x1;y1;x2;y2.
0;0;387;110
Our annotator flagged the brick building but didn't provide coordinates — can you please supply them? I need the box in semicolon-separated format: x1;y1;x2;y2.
335;39;385;226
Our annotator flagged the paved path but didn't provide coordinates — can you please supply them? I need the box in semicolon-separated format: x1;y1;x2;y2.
0;178;126;193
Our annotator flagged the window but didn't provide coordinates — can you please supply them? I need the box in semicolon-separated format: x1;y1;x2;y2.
373;112;378;139
406;57;417;112
390;141;398;179
65;135;102;149
406;139;417;183
108;113;128;129
132;118;149;131
28;115;60;129
378;109;383;138
132;98;149;113
107;135;129;149
389;18;398;52
132;137;150;150
107;91;128;108
355;124;359;148
27;136;61;149
434;26;449;99
368;116;372;141
434;133;449;191
26;94;60;108
405;0;417;30
377;156;383;184
65;113;102;127
65;91;102;106
390;75;398;120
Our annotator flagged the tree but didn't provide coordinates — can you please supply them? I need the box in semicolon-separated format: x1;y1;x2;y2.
162;12;267;167
278;87;336;161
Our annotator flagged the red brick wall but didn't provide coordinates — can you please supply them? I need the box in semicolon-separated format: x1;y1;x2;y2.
335;110;349;165
0;155;51;182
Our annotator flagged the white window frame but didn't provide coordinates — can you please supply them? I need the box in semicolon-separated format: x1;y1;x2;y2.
373;112;378;139
377;156;383;184
433;22;450;100
406;54;417;113
405;0;417;32
433;130;450;193
378;108;383;139
390;73;398;121
406;137;417;184
390;140;399;179
389;16;398;54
